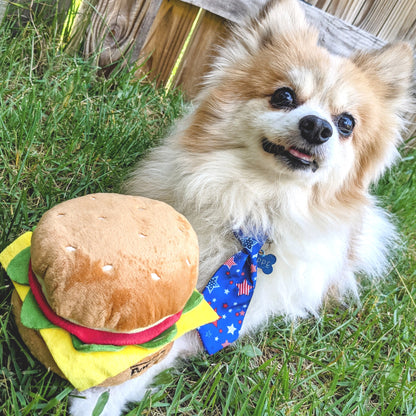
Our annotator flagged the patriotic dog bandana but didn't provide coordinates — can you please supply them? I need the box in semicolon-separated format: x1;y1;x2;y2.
197;232;267;354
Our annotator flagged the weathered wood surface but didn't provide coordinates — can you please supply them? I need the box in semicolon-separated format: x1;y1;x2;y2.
136;0;200;84
303;2;385;55
83;0;162;71
309;0;416;41
177;0;264;23
176;0;388;54
173;9;227;96
309;0;367;23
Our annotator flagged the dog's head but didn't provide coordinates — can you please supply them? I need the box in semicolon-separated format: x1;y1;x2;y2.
181;0;413;202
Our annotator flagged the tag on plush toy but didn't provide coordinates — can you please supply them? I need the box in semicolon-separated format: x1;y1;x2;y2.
0;194;218;391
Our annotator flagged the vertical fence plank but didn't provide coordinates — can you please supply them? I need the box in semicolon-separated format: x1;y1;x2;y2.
128;0;163;63
173;10;227;98
83;0;163;72
352;1;398;39
307;0;416;43
368;0;416;41
405;22;416;42
137;0;199;86
307;0;367;24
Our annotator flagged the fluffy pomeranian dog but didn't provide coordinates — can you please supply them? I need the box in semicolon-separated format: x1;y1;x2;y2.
70;0;413;414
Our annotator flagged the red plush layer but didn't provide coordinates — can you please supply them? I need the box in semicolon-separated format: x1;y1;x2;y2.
28;261;182;346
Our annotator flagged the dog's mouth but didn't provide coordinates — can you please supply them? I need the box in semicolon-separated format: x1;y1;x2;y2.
261;138;319;172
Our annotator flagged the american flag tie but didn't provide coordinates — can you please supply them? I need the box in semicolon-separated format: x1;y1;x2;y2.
197;232;265;355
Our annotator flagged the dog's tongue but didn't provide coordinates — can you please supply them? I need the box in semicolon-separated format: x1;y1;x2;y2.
289;147;313;163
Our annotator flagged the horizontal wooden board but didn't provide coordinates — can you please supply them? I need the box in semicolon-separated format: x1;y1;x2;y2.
178;0;264;23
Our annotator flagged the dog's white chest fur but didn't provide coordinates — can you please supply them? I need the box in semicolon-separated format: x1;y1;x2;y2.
244;233;346;331
194;206;353;336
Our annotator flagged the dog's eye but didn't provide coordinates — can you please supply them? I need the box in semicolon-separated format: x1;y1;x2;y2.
270;87;297;109
337;113;355;137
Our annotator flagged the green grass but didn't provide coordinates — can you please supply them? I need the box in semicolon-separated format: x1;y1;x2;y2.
1;20;416;416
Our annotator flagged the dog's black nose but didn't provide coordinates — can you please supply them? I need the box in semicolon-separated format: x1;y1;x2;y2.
299;115;333;145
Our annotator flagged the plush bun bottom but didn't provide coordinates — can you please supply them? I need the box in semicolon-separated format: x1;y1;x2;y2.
11;290;172;388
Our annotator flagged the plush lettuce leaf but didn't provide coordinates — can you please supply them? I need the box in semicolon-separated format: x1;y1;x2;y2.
71;335;125;352
183;290;203;313
21;290;58;330
138;323;177;349
7;247;31;285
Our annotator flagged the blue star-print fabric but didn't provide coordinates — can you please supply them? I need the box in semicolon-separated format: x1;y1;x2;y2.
197;233;266;355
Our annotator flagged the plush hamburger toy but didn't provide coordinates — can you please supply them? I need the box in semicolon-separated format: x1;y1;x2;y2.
0;193;218;391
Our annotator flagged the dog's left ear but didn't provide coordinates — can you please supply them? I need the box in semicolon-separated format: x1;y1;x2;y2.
353;43;414;108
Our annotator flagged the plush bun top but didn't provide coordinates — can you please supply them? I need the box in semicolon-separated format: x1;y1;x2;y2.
30;193;199;332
